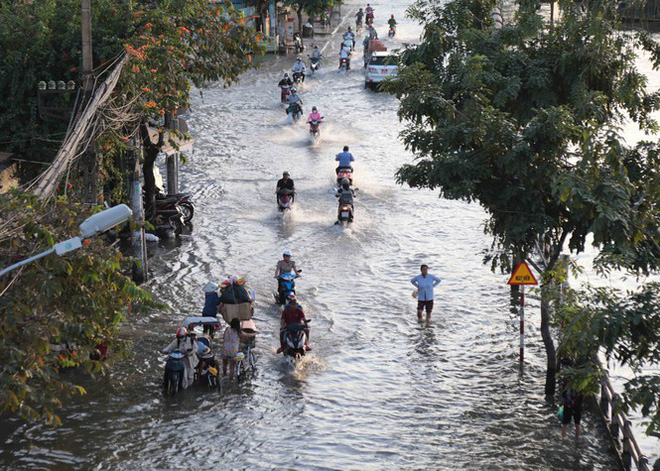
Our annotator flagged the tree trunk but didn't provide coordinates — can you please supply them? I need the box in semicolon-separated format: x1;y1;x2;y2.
297;6;304;39
540;282;556;397
139;122;163;222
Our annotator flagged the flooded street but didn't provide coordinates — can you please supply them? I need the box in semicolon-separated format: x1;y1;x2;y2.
0;0;622;468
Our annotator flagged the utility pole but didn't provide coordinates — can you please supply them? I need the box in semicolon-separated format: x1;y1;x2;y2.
81;0;93;93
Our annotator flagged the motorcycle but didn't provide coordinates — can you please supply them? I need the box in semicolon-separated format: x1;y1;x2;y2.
273;271;301;305
366;11;374;25
339;56;351;72
280;85;291;104
292;71;305;85
286;102;303;122
153;205;185;237
155;191;194;224
388;25;396;37
336;167;353;186
281;320;311;361
337;203;354;224
309;119;322;140
277;188;295;212
309;56;320;77
163;350;185;396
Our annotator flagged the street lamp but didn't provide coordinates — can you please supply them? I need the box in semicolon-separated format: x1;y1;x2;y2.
0;204;132;278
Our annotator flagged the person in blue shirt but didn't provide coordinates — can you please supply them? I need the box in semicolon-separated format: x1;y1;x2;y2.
410;264;442;322
202;282;221;317
335;145;355;174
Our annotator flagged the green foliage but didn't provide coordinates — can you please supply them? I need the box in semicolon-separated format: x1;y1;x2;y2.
388;0;660;272
282;0;337;28
558;282;660;434
0;190;151;425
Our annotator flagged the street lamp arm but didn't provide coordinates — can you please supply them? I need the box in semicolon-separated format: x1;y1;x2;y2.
0;248;56;278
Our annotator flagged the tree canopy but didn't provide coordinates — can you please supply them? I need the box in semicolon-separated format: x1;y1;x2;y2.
387;0;660;421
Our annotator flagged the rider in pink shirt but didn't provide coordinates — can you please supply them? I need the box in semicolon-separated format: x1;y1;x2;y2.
307;106;323;123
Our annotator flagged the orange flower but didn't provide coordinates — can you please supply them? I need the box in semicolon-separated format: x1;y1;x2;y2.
151;68;158;73
145;23;153;28
159;109;166;115
144;100;157;108
132;65;140;73
142;87;151;93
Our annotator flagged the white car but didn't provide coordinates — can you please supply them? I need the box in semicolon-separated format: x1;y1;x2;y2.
365;51;398;90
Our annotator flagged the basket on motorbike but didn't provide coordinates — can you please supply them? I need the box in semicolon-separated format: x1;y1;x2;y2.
240;318;259;341
220;302;253;323
183;316;222;338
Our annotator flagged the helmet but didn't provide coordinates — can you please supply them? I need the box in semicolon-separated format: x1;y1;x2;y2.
312;106;317;111
342;178;350;188
176;327;187;338
391;14;394;18
348;26;352;31
314;45;319;49
283;171;290;176
291;87;297;93
284;72;289;77
283;250;293;257
296;57;302;62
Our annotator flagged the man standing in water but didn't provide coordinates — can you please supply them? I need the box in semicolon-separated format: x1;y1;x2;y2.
410;264;442;322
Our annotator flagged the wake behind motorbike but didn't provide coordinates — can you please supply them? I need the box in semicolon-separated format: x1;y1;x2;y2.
277;188;295;212
273;271;301;305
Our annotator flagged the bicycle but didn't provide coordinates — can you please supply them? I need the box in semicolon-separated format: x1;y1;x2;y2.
235;338;257;380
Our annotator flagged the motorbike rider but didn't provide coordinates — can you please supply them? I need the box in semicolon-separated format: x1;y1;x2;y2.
335;145;355;173
335;178;356;222
388;14;397;32
278;73;293;103
365;3;375;24
162;327;199;389
292;57;306;82
343;27;356;50
276;171;295;203
339;45;351;70
310;45;322;62
277;296;311;353
274;250;301;304
367;24;378;40
287;87;303;116
356;8;364;28
307;106;323;125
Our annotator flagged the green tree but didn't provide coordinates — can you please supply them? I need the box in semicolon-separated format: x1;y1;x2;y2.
283;0;337;37
0;191;151;425
387;0;660;397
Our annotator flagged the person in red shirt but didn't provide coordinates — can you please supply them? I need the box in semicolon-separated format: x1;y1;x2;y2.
278;296;310;353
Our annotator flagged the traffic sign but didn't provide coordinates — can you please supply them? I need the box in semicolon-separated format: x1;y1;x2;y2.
507;261;538;285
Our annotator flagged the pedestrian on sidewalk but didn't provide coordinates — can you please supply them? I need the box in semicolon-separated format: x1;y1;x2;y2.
558;359;583;440
410;264;442;323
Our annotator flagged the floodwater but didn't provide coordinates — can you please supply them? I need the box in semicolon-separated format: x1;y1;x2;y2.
0;0;622;469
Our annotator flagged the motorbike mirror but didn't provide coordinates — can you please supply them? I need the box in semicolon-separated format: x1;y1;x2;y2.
304;319;311;323
296;269;302;273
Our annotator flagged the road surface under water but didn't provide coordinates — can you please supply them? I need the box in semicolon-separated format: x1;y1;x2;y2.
0;1;622;468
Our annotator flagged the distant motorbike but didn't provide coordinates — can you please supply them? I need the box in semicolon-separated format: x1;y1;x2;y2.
281;320;311;361
155;191;194;224
388;25;396;37
153;205;185;237
280;85;291;103
286;102;303;122
366;11;374;25
337;202;354;224
277;188;295;212
163;350;185;396
309;119;322;140
339;56;350;72
273;271;301;305
336;167;353;186
309;57;320;77
292;71;305;84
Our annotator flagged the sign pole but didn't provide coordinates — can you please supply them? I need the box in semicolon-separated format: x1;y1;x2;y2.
520;285;524;368
507;260;537;373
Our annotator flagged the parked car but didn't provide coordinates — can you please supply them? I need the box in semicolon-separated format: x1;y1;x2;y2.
365;51;398;90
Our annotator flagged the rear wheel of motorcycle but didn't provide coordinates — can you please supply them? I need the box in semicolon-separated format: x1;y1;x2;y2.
168;373;179;396
180;202;194;224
